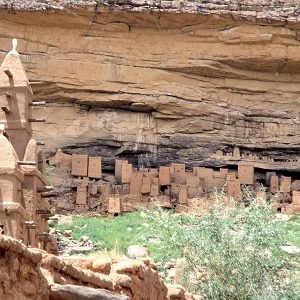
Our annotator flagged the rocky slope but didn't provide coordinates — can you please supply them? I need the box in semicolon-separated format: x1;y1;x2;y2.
0;234;197;299
0;0;299;170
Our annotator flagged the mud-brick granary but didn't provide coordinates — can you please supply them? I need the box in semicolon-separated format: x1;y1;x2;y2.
0;40;56;253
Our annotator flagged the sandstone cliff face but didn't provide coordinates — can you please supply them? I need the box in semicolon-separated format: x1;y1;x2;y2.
0;0;299;170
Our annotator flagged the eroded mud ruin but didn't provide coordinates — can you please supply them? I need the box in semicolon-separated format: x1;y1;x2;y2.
50;148;300;215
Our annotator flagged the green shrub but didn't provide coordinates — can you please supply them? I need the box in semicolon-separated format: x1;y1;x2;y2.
140;195;298;299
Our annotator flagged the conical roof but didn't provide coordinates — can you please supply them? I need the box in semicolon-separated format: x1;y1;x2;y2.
0;134;19;169
24;139;37;161
0;39;30;88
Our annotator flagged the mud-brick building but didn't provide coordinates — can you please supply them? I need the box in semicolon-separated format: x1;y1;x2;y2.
0;40;56;252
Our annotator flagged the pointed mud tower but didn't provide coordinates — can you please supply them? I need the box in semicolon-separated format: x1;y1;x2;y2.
0;39;34;160
0;133;29;242
0;40;56;252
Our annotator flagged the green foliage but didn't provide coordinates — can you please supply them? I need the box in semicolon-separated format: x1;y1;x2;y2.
45;165;54;182
276;214;300;247
56;197;300;299
140;201;299;299
57;212;145;253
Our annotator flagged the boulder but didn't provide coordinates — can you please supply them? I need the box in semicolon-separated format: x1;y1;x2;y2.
280;245;300;254
49;283;128;300
57;215;73;225
126;245;148;259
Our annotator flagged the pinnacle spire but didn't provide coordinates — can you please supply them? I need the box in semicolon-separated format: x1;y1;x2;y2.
9;38;18;55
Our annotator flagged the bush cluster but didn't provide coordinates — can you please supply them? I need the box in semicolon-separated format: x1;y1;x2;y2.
140;194;298;299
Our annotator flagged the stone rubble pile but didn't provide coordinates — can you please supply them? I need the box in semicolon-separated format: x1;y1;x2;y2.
52;228;101;256
48;215;101;256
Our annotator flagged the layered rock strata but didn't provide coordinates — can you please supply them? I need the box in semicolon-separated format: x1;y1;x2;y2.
0;1;299;171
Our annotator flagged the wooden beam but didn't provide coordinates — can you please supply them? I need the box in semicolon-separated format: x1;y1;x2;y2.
36;209;51;214
17;161;37;165
23;221;37;229
29;101;46;106
28;118;45;122
29;81;43;85
37;185;54;193
40;191;59;198
3;68;13;78
1;106;10;114
40;213;54;220
5;92;12;98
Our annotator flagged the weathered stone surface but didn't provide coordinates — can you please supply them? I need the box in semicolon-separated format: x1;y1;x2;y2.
49;283;128;300
112;258;169;299
57;215;73;225
61;256;112;275
0;1;299;171
0;0;299;24
0;235;50;300
0;234;198;300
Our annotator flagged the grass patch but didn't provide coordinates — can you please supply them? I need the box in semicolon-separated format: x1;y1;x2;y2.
56;204;300;299
276;215;300;247
57;211;300;264
56;210;187;264
57;212;147;254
